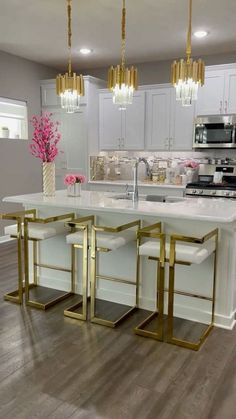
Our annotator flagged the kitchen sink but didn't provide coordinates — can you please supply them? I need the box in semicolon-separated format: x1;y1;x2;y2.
110;194;185;203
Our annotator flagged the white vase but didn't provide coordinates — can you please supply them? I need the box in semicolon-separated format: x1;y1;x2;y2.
42;162;55;197
67;183;81;197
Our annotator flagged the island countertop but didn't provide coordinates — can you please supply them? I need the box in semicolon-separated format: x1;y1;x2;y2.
3;190;236;223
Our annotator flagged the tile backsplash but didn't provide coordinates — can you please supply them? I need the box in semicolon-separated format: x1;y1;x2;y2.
90;150;236;183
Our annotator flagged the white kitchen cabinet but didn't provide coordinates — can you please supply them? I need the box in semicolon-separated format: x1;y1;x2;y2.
99;91;145;150
41;79;89;108
224;69;236;114
145;87;194;151
146;87;172;150
196;66;236;116
41;76;106;187
99;94;122;150
42;107;87;189
170;91;196;151
41;82;60;107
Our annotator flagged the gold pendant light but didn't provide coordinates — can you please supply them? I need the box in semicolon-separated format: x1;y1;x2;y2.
108;0;138;110
56;0;84;113
171;0;205;106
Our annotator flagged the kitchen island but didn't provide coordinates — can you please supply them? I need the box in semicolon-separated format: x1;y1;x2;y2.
3;190;236;330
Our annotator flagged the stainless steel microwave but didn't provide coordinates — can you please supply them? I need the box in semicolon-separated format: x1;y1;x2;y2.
193;115;236;148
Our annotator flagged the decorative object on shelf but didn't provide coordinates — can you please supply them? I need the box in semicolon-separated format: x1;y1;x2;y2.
1;126;9;138
108;0;138;110
56;0;84;113
64;173;86;197
30;112;61;197
171;0;205;106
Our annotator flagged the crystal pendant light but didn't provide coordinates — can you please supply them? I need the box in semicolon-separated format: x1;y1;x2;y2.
171;0;205;106
108;0;138;110
56;0;84;113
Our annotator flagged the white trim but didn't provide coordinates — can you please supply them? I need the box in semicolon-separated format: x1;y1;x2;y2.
0;235;14;243
37;274;235;330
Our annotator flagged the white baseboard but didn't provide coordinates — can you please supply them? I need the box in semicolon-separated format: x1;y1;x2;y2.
0;235;14;244
37;275;236;330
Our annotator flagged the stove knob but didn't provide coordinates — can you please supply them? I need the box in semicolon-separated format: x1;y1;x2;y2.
211;190;216;196
192;189;197;194
224;191;230;197
198;190;204;195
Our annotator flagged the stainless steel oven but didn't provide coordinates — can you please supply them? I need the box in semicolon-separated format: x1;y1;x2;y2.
193;115;236;148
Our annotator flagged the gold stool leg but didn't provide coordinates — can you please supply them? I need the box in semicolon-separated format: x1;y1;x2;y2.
166;236;217;351
4;220;24;304
134;232;165;341
90;227;97;322
64;228;89;321
91;226;138;328
24;219;73;311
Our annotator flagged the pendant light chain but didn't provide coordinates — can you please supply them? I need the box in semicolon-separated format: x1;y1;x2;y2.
107;0;138;109
67;0;72;76
171;0;205;106
121;0;126;69
56;0;85;113
186;0;192;63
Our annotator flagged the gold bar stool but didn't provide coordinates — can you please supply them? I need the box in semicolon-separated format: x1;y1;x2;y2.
167;228;218;351
91;219;141;328
1;209;36;304
64;215;95;321
23;211;76;310
134;222;166;341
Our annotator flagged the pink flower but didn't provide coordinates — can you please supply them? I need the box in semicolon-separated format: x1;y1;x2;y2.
184;160;199;169
64;175;77;186
64;173;86;186
29;112;61;163
74;174;86;184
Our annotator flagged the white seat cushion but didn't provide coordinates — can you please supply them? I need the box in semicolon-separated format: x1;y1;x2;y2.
66;230;136;251
4;223;67;240
139;240;216;264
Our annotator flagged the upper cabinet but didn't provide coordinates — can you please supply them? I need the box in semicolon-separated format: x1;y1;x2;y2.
41;79;89;108
41;82;60;107
40;76;106;185
146;87;195;151
146;87;172;150
196;66;236;116
99;91;145;150
170;91;196;151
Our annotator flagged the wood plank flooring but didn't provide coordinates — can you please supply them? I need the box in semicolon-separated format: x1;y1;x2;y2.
0;240;236;419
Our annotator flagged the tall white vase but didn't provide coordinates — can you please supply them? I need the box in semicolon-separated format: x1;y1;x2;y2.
42;162;55;197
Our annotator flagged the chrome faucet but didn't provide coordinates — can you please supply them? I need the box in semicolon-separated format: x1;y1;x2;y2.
132;158;151;202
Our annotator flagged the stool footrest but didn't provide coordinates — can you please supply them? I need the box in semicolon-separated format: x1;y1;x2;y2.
26;288;73;310
134;311;164;341
64;297;91;321
91;305;137;328
167;323;214;351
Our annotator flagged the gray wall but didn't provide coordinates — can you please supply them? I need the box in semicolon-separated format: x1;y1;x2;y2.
0;50;56;234
81;50;236;85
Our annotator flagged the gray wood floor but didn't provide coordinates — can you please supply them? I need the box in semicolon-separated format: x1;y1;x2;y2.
0;241;236;419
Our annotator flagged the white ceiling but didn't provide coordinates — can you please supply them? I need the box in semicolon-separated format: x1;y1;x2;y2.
1;0;236;71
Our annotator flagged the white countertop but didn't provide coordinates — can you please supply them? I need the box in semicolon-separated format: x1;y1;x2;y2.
88;180;185;189
3;190;236;223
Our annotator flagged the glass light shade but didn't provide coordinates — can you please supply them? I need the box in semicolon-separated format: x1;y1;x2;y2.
175;78;199;106
112;83;134;110
60;89;81;113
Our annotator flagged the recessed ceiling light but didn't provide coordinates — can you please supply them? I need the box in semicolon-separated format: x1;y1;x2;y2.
80;48;92;55
194;30;208;39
